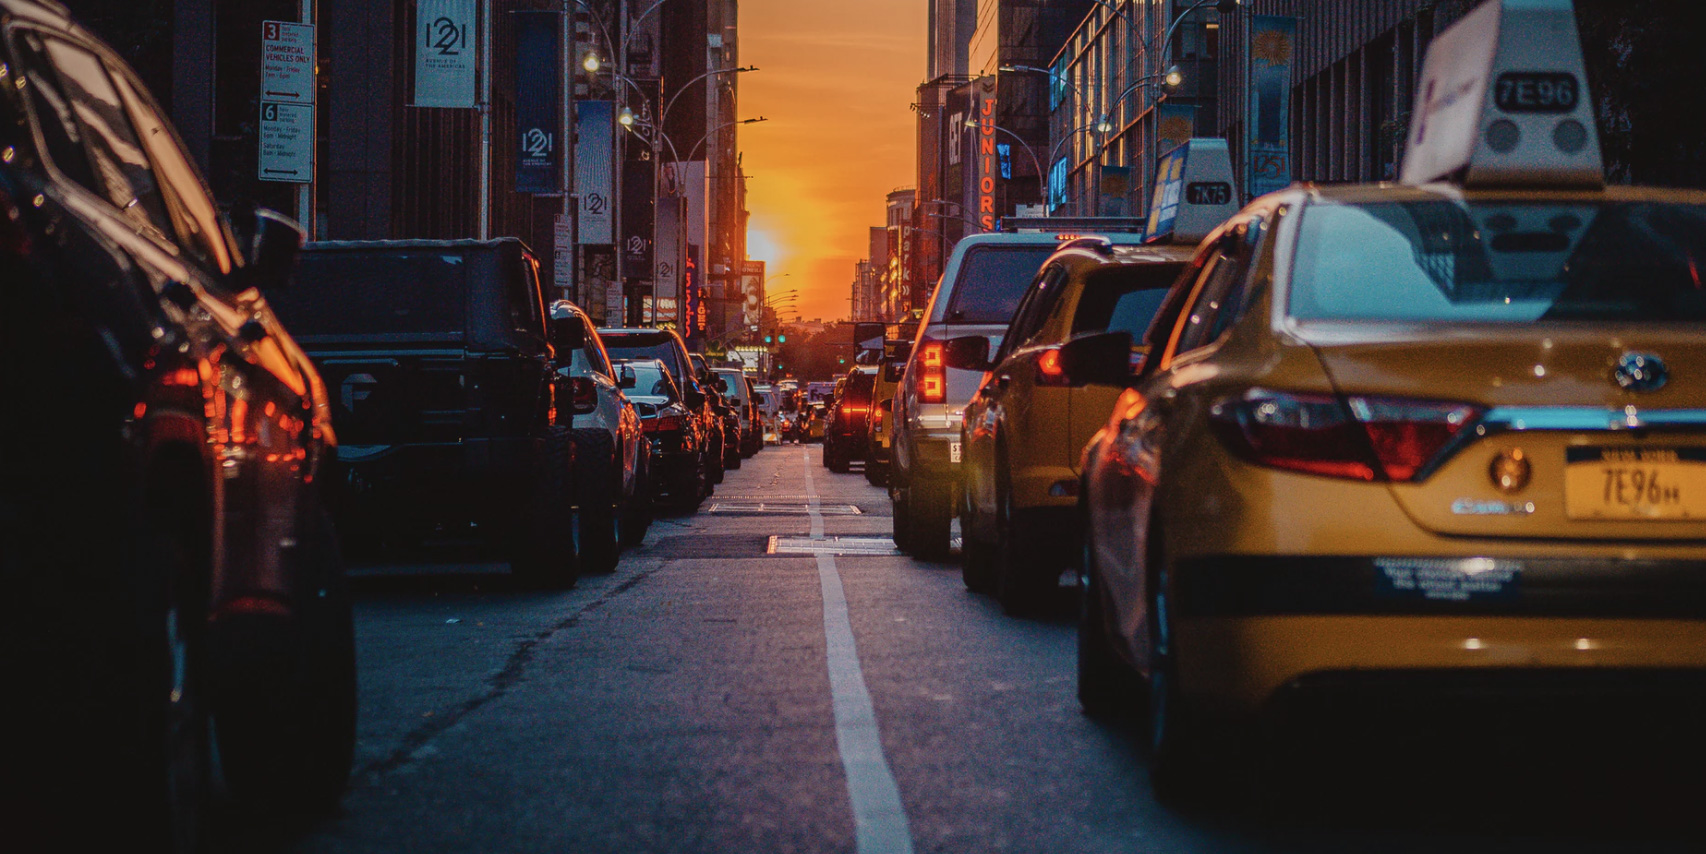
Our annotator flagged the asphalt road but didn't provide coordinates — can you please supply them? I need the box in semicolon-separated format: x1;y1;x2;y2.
243;444;1704;853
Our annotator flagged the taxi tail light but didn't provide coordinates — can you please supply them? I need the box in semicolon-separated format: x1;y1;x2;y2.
1210;390;1481;482
918;338;946;404
1346;396;1482;482
1034;347;1070;387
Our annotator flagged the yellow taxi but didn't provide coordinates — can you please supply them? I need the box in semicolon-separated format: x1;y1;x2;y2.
865;327;914;487
1073;0;1706;798
951;142;1237;614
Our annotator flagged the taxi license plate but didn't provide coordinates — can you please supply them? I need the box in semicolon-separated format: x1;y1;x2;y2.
950;441;962;464
1564;446;1706;520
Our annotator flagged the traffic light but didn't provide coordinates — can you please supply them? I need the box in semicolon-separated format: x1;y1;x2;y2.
764;335;773;344
837;357;845;365
779;334;787;343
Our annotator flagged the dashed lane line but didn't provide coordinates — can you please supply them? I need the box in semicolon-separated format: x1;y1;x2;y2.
805;450;915;854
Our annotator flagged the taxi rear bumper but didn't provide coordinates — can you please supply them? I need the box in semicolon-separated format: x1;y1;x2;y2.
1176;611;1706;717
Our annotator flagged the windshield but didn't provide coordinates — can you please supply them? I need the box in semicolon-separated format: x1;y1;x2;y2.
601;334;698;392
1289;201;1706;323
276;250;467;336
944;245;1059;323
624;362;679;401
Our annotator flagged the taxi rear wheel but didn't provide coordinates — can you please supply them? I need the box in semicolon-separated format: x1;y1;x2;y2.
994;470;1053;616
1078;540;1143;719
890;481;914;552
1147;558;1221;805
960;489;995;593
910;478;953;562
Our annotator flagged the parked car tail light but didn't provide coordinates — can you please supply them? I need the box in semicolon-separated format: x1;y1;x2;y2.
1210;389;1481;482
918;339;946;404
643;413;685;434
569;376;599;414
1033;347;1070;387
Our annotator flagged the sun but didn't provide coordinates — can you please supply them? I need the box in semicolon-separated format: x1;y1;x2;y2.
746;226;781;267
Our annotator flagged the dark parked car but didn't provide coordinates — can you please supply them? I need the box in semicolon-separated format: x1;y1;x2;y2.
617;358;707;511
601;328;721;495
270;238;578;587
0;2;354;846
824;365;877;473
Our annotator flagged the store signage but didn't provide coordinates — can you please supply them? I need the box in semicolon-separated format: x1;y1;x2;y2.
414;0;477;108
977;92;997;230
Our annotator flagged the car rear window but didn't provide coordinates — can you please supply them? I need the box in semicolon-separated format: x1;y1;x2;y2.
1071;264;1185;338
843;372;875;405
601;334;694;390
276;250;468;336
944;245;1059;323
1290;201;1706;323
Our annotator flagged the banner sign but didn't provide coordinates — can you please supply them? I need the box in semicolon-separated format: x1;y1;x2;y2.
1246;15;1296;199
621;159;653;279
415;0;477;108
513;11;560;193
574;101;614;244
684;245;703;344
654;195;683;313
1157;103;1197;160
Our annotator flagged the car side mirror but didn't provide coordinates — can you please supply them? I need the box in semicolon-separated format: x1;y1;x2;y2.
942;335;991;372
683;389;706;409
618;365;637;389
227;202;303;292
550;316;585;353
1058;331;1137;387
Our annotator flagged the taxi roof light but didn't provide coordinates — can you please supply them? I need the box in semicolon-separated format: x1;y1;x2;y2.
1400;0;1602;189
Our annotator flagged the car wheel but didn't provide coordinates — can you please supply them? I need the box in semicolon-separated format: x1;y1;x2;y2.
1146;553;1220;806
890;477;913;552
994;469;1054;616
216;506;357;817
864;460;886;487
1078;536;1143;719
510;427;578;587
619;453;653;548
911;476;953;562
828;442;851;473
959;488;995;594
132;481;212;853
571;429;621;574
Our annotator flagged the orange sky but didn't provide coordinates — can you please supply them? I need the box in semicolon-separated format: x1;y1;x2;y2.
738;0;927;322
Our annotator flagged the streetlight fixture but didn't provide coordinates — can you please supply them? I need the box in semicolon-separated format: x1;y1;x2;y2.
582;53;601;73
618;106;636;127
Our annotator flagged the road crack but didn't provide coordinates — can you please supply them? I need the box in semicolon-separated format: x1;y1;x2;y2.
352;568;657;784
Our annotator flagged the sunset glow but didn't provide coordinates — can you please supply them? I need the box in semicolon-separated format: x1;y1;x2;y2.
739;0;927;322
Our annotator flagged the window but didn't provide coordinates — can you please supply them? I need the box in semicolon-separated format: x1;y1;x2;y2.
9;30;98;192
996;263;1065;359
108;67;234;274
272;251;469;337
944;245;1059;323
1070;263;1186;338
38;37;170;240
1174;224;1259;354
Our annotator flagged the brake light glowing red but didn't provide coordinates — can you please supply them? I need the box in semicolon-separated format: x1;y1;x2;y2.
918;340;946;404
1210;390;1482;482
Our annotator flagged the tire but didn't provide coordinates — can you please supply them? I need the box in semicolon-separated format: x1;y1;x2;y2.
1079;545;1143;720
864;460;887;487
216;506;357;817
960;490;995;594
828;441;851;474
571;428;620;574
890;478;913;552
672;455;706;513
708;431;726;485
1146;547;1220;806
132;477;212;853
910;476;954;562
510;427;577;588
995;497;1057;617
618;452;652;548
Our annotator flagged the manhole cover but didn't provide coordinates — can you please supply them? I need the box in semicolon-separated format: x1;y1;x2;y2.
767;536;902;556
707;503;863;516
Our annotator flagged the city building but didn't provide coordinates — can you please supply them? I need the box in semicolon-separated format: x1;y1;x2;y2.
884;188;917;318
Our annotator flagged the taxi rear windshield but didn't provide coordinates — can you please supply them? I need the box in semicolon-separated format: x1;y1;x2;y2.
1289;201;1706;323
944;246;1058;323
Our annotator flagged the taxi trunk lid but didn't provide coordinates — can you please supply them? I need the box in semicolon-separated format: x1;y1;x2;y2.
1303;324;1706;541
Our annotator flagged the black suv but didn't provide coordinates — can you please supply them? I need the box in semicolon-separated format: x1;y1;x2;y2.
0;2;354;846
270;239;578;587
599;328;718;503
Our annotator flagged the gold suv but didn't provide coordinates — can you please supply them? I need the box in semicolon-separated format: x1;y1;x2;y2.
953;239;1193;613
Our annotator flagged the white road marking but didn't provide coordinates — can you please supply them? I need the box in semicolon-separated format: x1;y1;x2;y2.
804;449;915;854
